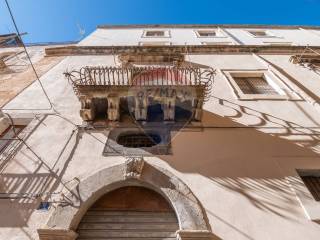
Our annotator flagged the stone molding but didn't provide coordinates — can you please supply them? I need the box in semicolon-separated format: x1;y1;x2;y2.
40;161;213;239
38;229;78;240
45;45;320;57
177;230;221;240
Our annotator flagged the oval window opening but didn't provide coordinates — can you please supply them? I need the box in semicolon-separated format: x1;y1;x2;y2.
117;132;161;148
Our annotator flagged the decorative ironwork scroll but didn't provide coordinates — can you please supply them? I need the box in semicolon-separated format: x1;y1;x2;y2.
290;54;320;71
64;66;215;102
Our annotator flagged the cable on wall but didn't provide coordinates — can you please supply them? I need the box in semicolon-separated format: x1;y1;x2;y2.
4;0;55;111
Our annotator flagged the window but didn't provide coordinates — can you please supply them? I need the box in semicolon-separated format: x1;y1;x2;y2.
139;41;171;46
117;132;161;148
0;125;25;154
142;30;170;38
104;128;171;156
196;30;216;37
300;175;320;201
247;30;276;38
249;30;268;37
222;70;299;100
145;31;164;37
233;75;278;95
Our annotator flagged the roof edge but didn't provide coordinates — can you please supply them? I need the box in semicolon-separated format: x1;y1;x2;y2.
45;45;320;57
97;24;320;30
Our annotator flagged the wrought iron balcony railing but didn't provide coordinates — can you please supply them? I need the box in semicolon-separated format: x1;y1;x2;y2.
64;66;215;101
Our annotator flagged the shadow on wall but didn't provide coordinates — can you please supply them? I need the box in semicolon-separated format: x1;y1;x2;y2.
160;97;320;222
0;115;82;227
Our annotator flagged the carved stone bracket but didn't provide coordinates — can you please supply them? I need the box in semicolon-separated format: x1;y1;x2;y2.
107;96;120;121
134;94;148;121
79;96;95;121
163;97;176;121
125;156;144;179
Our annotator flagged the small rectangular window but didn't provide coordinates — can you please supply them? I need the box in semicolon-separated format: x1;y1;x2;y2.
145;31;165;37
0;125;25;154
248;30;268;37
142;30;170;38
223;70;301;100
196;30;216;37
233;75;278;95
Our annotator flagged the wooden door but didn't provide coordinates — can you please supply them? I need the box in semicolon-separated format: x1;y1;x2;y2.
76;186;179;240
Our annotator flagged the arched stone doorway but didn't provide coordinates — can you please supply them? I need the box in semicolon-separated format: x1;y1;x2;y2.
38;159;219;240
76;186;179;239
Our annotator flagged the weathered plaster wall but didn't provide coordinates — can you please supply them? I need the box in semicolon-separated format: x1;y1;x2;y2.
1;52;320;240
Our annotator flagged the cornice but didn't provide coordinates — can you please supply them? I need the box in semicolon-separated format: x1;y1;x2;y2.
97;24;320;30
45;45;320;57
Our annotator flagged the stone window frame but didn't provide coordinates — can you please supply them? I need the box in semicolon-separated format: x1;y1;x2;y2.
246;29;280;38
289;169;320;222
222;69;302;100
194;29;227;38
103;127;171;156
263;41;294;46
142;30;171;38
139;41;172;46
201;41;234;45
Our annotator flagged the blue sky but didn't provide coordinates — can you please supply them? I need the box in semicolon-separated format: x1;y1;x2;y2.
1;0;320;43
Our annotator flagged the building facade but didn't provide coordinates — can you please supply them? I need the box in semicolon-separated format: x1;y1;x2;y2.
1;25;320;240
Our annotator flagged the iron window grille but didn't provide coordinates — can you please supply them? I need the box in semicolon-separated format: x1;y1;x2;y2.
233;76;278;95
145;31;165;37
117;133;161;148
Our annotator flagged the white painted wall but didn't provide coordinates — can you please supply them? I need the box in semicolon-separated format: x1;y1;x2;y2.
2;26;320;240
1;51;320;240
79;27;320;46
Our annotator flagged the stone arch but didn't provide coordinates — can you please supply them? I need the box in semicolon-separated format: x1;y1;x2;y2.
38;159;217;240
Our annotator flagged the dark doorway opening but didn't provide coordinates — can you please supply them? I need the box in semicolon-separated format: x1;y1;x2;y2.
175;100;193;122
147;103;164;122
93;98;108;120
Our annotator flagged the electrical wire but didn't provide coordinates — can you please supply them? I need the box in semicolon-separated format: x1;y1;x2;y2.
4;0;55;111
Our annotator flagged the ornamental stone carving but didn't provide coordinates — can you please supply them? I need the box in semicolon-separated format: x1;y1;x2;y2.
124;156;144;179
